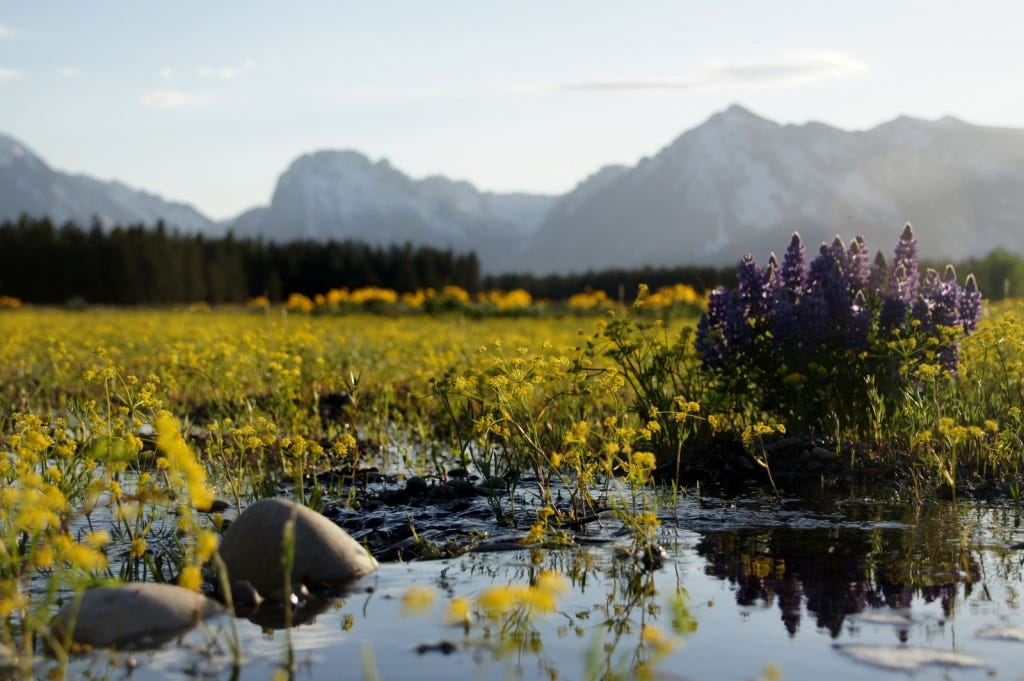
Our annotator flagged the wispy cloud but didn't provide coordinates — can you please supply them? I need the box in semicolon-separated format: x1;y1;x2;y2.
0;24;13;39
140;90;208;108
197;58;255;80
562;50;867;93
57;67;78;79
0;67;23;82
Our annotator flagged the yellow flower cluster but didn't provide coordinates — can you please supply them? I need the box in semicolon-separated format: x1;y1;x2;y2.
742;422;786;448
476;288;534;310
937;417;987;445
285;292;316;312
155;411;215;511
568;288;614;310
477;571;569;618
640;283;705;309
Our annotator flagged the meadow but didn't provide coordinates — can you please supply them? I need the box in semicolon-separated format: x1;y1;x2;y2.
2;231;1024;677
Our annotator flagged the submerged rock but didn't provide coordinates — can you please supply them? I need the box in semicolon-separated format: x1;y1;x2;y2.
51;582;224;650
218;498;378;600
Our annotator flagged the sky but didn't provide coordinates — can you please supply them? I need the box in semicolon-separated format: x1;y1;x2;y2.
1;1;1023;221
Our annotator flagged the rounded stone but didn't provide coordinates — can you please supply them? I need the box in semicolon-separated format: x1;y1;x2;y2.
218;498;378;599
811;446;838;462
479;476;508;491
427;483;456;500
405;475;428;495
51;582;224;650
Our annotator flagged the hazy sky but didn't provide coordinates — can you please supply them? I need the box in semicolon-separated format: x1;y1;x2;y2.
1;2;1021;220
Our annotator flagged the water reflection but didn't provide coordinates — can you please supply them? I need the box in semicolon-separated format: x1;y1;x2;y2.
54;497;1024;680
691;499;1019;638
419;545;690;680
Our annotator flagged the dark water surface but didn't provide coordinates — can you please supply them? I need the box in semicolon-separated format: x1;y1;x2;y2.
62;494;1024;680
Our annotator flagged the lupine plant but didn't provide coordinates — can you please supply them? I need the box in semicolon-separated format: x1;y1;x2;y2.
695;225;983;437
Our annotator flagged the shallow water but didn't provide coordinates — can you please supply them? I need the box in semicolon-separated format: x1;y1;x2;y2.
56;493;1024;680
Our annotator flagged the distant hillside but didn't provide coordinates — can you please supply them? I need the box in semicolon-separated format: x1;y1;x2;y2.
0;133;214;232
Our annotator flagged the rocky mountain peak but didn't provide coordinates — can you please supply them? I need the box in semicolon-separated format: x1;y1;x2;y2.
3;105;1023;275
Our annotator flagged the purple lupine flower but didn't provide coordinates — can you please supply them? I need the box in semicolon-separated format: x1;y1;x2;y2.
847;290;870;350
886;261;916;306
847;236;872;290
764;253;779;297
807;243;835;290
879;297;908;335
778;232;806;303
931;265;962;328
958;273;982;333
703;285;729;328
879;263;910;334
828;235;847;275
913;267;959;332
696;286;730;368
911;266;969;373
911;296;933;331
723;289;753;356
694;325;724;368
808;243;853;326
892;223;920;301
821;252;853;312
867;250;888;298
801;282;830;347
737;254;771;317
770;297;800;359
912;268;941;330
693;226;983;430
936;344;961;373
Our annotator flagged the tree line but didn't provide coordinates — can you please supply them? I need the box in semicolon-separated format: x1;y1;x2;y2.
1;215;1021;305
0;216;481;305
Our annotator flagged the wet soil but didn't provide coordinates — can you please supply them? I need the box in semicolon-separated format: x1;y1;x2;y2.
307;429;1020;568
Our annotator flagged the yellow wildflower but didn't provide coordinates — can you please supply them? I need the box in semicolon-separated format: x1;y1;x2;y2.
33;544;55;569
129;538;148;559
84;530;111;548
195;529;219;563
534;571;568;598
445;597;473;627
55;536;107;572
522;521;547;545
640;624;677;654
155;411;214;510
401;586;437;615
520;585;558;614
478;585;520;617
178;565;202;591
632;451;657;471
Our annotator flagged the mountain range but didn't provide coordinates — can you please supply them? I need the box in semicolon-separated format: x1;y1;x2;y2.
0;132;215;234
3;105;1023;274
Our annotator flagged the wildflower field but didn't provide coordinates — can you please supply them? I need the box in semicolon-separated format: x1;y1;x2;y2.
1;227;1024;675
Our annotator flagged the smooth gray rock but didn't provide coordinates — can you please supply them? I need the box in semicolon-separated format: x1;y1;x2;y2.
217;498;377;599
51;582;224;649
811;446;839;462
